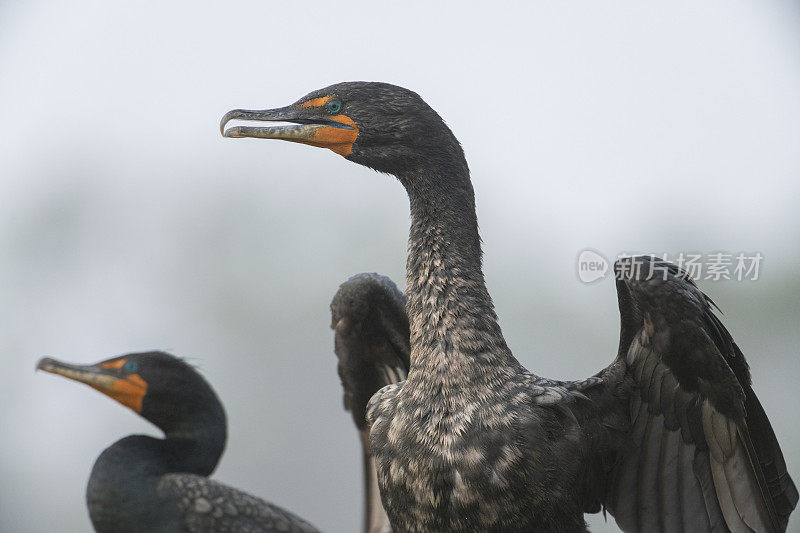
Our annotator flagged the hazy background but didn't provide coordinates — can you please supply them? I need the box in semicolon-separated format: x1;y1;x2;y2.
1;2;799;531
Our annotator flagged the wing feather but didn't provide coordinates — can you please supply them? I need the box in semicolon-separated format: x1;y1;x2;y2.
658;426;682;531
659;371;680;431
694;449;730;532
330;273;410;533
678;441;711;531
648;361;666;415
604;256;796;532
637;413;664;531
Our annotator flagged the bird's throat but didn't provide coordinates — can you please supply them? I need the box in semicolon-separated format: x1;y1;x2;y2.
401;170;520;387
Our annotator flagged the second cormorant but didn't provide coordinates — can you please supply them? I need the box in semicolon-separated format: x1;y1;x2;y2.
38;351;319;533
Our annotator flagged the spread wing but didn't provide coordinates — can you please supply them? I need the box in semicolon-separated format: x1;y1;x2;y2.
605;256;797;532
157;473;319;533
331;273;410;533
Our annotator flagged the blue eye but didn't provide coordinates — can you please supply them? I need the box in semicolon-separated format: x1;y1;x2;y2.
326;99;342;114
123;360;138;373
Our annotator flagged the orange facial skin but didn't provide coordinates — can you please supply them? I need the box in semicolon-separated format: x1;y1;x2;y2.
297;97;359;156
302;114;359;157
300;96;332;108
100;359;128;369
97;358;149;412
105;373;148;413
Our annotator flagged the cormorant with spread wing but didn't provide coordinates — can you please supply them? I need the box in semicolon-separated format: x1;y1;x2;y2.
222;82;797;532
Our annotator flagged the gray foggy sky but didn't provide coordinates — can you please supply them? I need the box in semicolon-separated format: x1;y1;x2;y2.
1;2;799;531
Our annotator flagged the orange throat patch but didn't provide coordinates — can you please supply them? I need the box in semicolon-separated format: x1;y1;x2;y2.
305;114;359;157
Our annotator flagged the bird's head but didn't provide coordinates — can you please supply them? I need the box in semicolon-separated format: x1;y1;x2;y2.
37;351;224;435
220;81;465;175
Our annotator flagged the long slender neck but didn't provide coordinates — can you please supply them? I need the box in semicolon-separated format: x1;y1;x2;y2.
87;405;226;530
161;403;227;476
399;166;522;386
161;411;227;475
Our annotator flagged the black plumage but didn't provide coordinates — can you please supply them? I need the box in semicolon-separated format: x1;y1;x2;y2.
331;273;410;434
331;273;411;533
222;82;797;532
37;352;319;533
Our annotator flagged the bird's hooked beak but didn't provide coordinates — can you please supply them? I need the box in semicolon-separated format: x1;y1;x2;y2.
220;100;359;157
37;357;147;413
